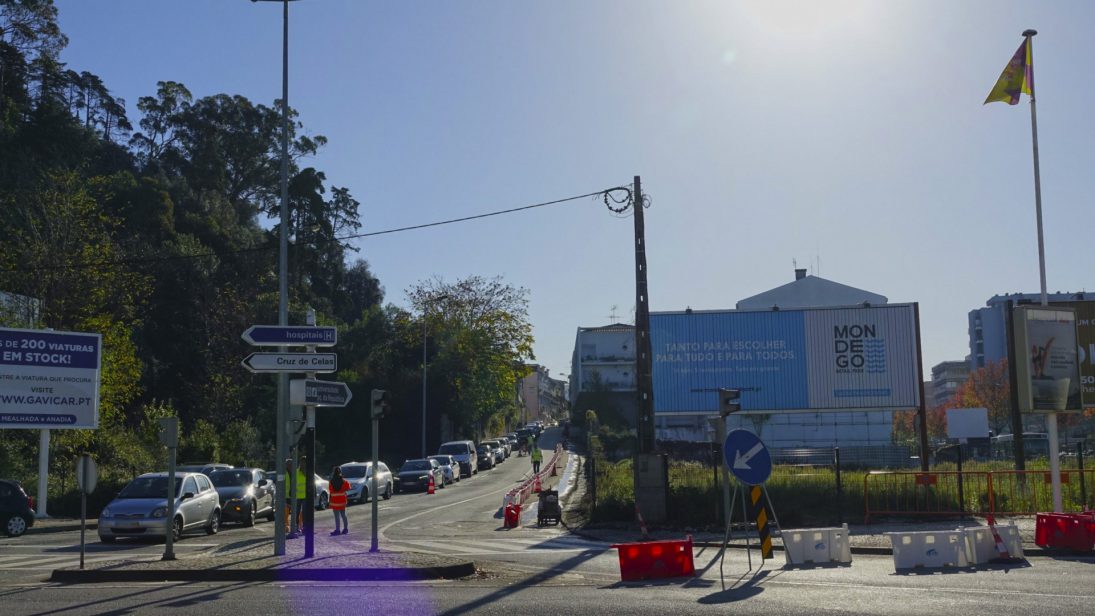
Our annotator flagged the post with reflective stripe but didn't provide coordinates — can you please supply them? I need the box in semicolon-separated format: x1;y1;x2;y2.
748;486;773;560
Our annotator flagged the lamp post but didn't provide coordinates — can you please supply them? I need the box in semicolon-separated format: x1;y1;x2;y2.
251;0;299;557
421;294;451;457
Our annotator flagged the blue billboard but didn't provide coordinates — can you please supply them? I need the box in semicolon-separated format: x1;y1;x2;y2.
651;304;921;414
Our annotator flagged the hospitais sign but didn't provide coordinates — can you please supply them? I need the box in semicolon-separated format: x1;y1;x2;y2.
0;328;101;429
651;304;921;414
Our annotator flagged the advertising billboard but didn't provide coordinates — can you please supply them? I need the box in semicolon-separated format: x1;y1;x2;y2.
1013;306;1083;413
650;304;921;414
0;327;101;429
1052;301;1094;407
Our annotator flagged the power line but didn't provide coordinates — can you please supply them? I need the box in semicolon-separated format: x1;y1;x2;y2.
2;186;630;274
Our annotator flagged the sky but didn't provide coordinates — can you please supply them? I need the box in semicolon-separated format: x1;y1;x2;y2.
53;0;1095;382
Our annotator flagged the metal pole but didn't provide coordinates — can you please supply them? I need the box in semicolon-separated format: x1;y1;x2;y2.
303;309;316;558
422;316;428;458
1078;443;1086;509
913;303;930;472
371;415;380;552
1023;30;1062;512
957;444;965;518
1005;300;1027;470
718;416;731;529
163;446;176;561
79;455;87;570
834;447;843;525
273;0;292;557
37;429;48;518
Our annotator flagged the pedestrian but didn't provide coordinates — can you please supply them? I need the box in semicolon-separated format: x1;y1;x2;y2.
531;442;543;474
285;456;307;537
329;466;348;536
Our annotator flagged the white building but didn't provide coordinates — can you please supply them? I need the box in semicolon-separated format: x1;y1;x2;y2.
519;364;567;424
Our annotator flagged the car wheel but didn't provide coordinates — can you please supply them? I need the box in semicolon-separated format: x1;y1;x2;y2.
319;492;329;510
172;517;183;542
382;483;393;500
206;510;220;535
245;502;257;527
99;534;116;544
4;515;28;537
358;488;369;505
266;506;277;522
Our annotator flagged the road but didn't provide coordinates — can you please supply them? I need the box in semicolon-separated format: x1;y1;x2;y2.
3;427;1095;614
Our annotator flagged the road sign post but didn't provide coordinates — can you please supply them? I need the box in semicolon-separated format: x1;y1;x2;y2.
75;454;97;570
159;417;178;561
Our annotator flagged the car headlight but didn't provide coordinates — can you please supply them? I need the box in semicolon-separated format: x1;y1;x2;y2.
101;507;112;518
151;506;167;518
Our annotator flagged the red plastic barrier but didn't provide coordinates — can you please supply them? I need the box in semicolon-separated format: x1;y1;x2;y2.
1035;512;1095;552
610;535;695;581
504;503;522;528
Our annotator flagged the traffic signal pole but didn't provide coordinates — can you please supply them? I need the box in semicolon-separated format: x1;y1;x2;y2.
371;389;389;553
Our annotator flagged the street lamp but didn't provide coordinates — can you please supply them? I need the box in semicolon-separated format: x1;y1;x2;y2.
251;0;300;558
421;294;451;457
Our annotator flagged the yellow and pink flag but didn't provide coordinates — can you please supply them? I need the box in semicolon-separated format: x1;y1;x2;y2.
984;38;1034;105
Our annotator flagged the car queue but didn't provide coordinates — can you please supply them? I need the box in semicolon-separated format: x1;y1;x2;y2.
77;431;537;543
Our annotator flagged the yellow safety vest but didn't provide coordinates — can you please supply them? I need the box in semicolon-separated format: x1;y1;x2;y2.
295;469;307;500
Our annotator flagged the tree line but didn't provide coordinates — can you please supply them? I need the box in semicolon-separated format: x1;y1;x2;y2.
0;1;533;510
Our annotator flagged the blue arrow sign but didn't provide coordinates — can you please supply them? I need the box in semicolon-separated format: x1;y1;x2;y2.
723;429;772;485
241;325;337;347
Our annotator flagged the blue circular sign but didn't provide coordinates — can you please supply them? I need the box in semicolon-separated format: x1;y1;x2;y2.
723;429;772;485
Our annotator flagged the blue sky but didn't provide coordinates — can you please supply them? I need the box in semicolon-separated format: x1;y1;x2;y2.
55;1;1094;382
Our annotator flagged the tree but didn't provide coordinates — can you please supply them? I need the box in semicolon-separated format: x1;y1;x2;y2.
956;360;1011;435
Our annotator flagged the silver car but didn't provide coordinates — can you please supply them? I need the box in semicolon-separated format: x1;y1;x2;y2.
339;462;394;504
428;455;460;485
98;472;221;543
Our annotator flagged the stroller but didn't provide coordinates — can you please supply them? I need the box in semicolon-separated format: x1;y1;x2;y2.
537;488;561;527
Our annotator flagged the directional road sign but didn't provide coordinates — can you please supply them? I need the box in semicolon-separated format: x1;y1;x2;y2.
290;379;352;407
723;429;772;485
241;325;337;347
242;352;337;373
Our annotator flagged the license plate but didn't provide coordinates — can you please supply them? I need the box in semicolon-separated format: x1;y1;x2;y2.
117;521;139;528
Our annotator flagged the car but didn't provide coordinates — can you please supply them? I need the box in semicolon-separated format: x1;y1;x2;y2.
175;463;234;477
1;479;35;538
98;472;221;543
481;439;505;464
261;471;330;509
208;468;275;526
496;437;512;458
394;459;445;493
339;462;394;504
438;440;478;477
476;444;495;470
428;455;460;485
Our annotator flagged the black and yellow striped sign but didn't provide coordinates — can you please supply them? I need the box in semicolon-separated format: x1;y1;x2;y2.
748;485;773;559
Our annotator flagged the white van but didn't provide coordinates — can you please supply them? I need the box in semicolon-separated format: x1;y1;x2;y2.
437;440;478;477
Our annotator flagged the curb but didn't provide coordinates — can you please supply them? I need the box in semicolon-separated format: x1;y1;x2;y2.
29;522;98;534
49;561;477;584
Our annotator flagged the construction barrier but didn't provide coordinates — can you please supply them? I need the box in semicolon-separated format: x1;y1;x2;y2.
963;524;1024;564
611;535;695;581
887;530;968;570
500;443;566;513
865;469;1095;522
503;503;522;528
782;524;852;566
1034;512;1095;552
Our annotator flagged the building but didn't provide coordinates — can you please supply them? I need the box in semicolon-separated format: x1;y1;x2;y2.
569;323;638;429
968;292;1094;370
518;364;567;425
930;360;971;409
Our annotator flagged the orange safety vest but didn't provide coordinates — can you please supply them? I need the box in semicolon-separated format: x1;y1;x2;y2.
329;478;348;510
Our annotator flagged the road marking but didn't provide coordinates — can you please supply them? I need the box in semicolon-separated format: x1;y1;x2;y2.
762;578;1094;600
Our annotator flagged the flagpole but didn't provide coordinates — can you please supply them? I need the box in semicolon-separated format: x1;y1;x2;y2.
1023;29;1063;513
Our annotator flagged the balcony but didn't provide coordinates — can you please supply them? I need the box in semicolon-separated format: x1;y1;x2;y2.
581;355;635;364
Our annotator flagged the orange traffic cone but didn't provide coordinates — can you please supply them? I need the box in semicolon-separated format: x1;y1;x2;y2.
427;473;436;495
533;473;542;493
550;462;557;477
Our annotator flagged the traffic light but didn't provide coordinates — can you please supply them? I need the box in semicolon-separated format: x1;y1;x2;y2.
718;388;741;416
371;389;390;419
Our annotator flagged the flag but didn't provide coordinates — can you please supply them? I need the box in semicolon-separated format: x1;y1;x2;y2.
984;38;1034;105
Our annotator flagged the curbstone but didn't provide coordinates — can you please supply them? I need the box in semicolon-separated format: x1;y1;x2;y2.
50;562;477;584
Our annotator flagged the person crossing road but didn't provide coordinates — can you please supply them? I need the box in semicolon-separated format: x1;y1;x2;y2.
328;466;349;535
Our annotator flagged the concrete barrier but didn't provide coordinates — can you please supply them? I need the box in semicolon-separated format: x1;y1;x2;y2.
783;524;852;566
887;530;968;570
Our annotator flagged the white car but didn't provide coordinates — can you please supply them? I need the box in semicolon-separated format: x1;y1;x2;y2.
428;455;460;485
98;472;221;543
339;462;394;504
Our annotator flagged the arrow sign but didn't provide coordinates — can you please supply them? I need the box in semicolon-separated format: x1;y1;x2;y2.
242;325;337;347
290;379;352;407
723;429;772;485
242;353;337;373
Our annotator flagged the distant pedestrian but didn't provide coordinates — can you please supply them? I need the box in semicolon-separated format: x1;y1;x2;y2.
531;443;543;474
285;456;307;537
329;466;348;535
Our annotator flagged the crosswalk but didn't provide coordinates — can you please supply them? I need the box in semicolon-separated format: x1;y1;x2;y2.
385;534;610;557
0;543;218;571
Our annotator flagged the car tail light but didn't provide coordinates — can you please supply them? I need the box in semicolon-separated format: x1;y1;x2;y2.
27;496;36;509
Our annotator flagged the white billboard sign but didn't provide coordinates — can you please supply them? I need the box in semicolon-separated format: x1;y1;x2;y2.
0;327;102;429
946;407;990;440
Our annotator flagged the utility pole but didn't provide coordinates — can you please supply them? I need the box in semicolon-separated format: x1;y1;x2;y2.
303;308;316;558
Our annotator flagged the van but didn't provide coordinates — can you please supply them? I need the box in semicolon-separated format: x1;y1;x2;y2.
437;440;478;477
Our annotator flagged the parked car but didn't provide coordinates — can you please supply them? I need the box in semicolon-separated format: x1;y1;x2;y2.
496;437;512;457
339;462;394;503
175;463;233;477
476;444;495;470
438;440;478;477
261;471;330;509
395;459;445;492
428;455;460;485
208;468;275;527
481;439;505;464
1;479;35;537
98;472;221;543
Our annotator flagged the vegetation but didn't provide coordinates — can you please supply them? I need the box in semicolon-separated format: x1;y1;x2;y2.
0;1;533;515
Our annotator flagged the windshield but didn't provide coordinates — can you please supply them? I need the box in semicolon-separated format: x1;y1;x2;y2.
118;476;178;499
209;470;253;487
477;446;490;454
402;460;430;471
438;444;467;455
428;456;449;466
341;465;367;479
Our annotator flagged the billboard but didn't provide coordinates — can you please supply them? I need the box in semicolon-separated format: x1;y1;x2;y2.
1013;306;1083;413
651;304;921;414
1051;301;1094;407
0;327;101;429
